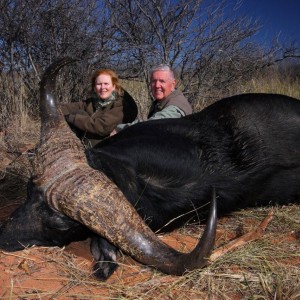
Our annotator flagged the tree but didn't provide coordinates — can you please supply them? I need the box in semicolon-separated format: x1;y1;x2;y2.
0;0;112;116
1;0;299;121
105;0;299;108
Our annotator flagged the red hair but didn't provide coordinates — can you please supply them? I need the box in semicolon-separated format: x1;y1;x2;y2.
91;69;123;95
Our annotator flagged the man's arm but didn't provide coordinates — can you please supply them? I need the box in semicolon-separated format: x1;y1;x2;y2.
112;105;185;136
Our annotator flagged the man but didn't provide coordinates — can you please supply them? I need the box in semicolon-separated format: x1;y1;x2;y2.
111;64;192;135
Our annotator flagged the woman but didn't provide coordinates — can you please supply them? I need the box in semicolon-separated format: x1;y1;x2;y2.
61;69;138;147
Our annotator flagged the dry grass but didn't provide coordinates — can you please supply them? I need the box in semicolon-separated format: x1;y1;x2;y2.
120;79;151;119
0;111;39;183
230;70;300;101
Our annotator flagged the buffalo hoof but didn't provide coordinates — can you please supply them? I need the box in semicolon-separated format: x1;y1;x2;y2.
93;260;118;280
90;235;118;280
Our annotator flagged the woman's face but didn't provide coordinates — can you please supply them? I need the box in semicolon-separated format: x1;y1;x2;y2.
94;74;116;100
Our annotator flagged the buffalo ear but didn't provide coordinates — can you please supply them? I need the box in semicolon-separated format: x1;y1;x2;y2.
43;209;80;231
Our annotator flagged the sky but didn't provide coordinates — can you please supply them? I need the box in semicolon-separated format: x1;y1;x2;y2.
235;0;300;46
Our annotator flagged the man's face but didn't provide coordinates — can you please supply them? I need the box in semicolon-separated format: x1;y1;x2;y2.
150;70;176;101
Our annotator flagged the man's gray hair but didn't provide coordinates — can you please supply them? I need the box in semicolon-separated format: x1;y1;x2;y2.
150;64;176;80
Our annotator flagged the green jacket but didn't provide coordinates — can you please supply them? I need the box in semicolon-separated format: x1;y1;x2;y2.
116;89;192;132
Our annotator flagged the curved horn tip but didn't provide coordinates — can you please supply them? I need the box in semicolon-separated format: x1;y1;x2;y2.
40;57;79;86
188;186;218;270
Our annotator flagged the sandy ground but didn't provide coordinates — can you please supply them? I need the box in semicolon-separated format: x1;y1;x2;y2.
0;223;208;299
1;203;298;299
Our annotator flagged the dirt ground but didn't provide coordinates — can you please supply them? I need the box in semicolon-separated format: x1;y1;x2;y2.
0;133;299;299
2;210;297;300
0;229;210;299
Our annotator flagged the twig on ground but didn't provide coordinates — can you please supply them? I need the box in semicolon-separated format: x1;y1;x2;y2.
133;211;274;289
210;210;274;261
